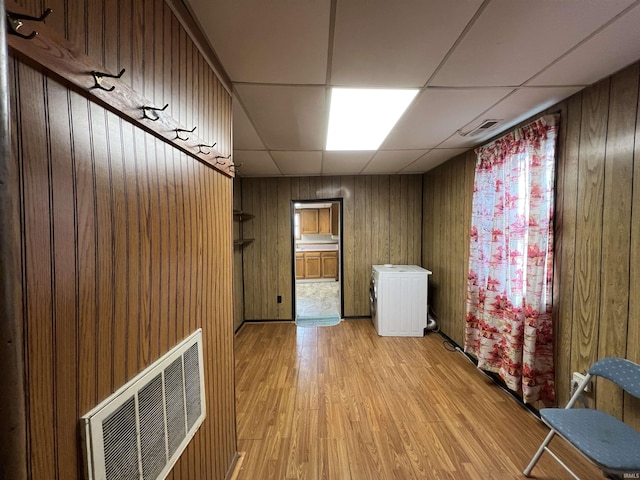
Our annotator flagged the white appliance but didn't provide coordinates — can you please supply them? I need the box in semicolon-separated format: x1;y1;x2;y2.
369;265;432;337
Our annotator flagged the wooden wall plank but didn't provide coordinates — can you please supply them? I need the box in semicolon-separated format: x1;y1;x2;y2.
277;178;292;320
571;78;610;394
596;65;638;417
19;62;56;480
554;96;579;406
92;102;115;402
354;176;367;314
123;119;140;381
46;78;79;480
628;65;640;430
105;0;119;73
106;111;128;391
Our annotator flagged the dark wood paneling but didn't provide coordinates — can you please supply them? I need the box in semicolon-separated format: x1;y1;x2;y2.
596;64;637;417
629;66;640;431
8;1;237;478
571;77;610;397
423;154;474;345
241;175;423;320
422;63;640;422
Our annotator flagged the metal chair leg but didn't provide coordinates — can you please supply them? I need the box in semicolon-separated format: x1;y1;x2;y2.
524;430;555;476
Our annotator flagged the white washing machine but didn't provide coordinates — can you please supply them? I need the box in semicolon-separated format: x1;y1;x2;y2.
370;265;432;337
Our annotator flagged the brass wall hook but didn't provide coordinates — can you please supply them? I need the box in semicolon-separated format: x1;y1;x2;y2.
7;7;52;39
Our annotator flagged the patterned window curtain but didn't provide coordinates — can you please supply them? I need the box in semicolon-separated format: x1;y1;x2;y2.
465;114;559;404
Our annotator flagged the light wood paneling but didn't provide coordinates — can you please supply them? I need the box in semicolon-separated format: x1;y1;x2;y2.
235;320;602;479
7;0;237;478
422;63;640;425
240;175;423;320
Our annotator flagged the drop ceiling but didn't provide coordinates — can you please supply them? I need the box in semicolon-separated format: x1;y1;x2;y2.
184;0;640;177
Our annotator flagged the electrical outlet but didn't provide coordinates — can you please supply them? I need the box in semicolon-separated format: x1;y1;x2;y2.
572;372;590;392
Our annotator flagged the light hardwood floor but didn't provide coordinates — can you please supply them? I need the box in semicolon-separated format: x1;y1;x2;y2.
234;319;602;479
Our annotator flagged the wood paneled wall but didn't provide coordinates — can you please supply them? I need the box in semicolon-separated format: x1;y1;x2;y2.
239;175;422;320
422;62;640;425
422;151;475;346
6;0;237;478
233;179;244;331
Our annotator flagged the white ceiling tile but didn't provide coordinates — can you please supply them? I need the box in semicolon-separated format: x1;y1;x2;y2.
381;88;512;149
361;150;428;174
271;151;322;176
235;85;327;150
186;0;330;84
402;148;469;173
331;0;483;87
233;150;281;177
431;0;636;87
322;151;375;175
528;4;640;86
233;97;265;149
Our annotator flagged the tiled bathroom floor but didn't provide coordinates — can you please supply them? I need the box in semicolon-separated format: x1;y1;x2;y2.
295;281;340;317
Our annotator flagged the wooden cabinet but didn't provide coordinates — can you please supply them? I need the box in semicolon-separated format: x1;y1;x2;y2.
321;251;338;279
296;250;338;280
318;208;331;234
300;208;332;235
301;209;319;234
295;253;305;279
304;252;321;279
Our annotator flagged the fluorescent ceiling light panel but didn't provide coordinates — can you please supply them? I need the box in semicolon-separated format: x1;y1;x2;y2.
326;88;418;150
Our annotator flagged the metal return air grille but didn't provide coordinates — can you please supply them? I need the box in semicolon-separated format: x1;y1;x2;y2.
82;329;206;480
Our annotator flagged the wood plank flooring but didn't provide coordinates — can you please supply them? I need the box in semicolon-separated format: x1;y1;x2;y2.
234;320;602;479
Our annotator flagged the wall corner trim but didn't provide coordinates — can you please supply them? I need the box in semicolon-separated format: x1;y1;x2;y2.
0;0;28;478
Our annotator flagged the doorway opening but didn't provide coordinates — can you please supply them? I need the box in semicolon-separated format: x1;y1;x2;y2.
291;199;343;321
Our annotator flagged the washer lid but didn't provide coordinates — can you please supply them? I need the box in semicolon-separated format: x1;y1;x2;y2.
372;264;432;274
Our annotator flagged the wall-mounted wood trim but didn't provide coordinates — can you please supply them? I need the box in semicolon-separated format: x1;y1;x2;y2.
0;0;27;477
6;0;235;178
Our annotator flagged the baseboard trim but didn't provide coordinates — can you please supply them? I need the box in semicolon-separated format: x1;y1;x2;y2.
226;451;246;480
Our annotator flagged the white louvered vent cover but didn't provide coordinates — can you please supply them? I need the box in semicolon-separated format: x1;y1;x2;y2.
457;119;503;137
81;329;206;480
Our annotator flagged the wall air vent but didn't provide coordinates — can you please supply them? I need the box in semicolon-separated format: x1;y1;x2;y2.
81;329;206;480
457;119;503;137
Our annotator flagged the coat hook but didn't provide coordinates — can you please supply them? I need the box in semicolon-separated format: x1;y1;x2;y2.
197;142;216;155
141;103;168;121
6;8;52;39
90;68;125;92
214;154;231;165
229;163;242;173
174;126;196;141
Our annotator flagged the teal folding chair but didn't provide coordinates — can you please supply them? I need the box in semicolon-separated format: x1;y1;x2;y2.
524;357;640;479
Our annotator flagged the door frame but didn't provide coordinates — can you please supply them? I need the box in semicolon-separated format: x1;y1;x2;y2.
290;198;344;320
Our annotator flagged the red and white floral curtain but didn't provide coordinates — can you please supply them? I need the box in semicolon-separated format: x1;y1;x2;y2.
465;114;558;404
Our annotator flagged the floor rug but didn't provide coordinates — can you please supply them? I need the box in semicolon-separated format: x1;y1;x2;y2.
295;314;341;327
